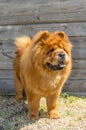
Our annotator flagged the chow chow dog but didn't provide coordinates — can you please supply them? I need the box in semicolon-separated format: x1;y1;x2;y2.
13;31;72;120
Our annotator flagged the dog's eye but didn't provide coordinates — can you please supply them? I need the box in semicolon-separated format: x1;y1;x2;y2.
47;48;54;55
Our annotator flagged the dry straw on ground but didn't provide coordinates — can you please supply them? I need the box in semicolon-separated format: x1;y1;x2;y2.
0;93;86;130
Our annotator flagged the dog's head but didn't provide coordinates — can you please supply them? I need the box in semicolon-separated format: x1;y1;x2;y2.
31;31;72;73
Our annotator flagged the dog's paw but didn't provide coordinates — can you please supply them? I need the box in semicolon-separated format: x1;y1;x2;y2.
28;113;39;120
16;95;23;101
49;110;60;119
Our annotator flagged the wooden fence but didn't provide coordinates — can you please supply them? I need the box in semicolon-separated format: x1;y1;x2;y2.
0;0;86;95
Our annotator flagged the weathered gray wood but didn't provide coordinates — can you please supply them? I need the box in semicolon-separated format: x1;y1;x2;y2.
0;36;86;71
0;52;10;62
0;79;86;95
70;69;86;80
1;50;86;69
1;59;86;70
1;47;86;60
1;37;86;50
65;92;86;96
63;79;86;93
0;79;15;95
0;70;14;79
0;23;86;41
0;62;12;69
0;36;86;62
0;0;86;25
1;39;16;51
72;48;86;59
70;37;86;48
73;60;86;69
1;69;86;80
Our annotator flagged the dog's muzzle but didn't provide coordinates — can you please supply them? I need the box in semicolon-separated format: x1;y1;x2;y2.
46;52;67;71
46;61;66;71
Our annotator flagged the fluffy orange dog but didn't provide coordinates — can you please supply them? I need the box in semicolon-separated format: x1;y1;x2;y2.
13;31;72;120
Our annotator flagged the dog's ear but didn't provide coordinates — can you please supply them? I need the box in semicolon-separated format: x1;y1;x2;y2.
32;31;50;44
55;31;73;49
55;31;72;49
55;31;69;42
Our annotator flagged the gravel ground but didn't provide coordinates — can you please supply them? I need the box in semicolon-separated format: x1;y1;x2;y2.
0;94;86;130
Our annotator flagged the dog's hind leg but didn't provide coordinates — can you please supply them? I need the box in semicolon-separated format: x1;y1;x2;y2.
14;72;24;101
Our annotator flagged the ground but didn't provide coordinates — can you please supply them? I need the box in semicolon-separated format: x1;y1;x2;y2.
0;93;86;130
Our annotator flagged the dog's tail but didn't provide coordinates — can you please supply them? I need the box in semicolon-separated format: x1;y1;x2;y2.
14;36;31;56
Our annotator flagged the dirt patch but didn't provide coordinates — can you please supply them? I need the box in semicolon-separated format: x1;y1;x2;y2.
0;94;86;130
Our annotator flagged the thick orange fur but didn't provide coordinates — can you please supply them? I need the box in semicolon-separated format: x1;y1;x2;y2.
13;31;72;120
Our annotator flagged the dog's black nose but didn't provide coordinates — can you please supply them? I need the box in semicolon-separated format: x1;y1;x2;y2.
58;52;65;58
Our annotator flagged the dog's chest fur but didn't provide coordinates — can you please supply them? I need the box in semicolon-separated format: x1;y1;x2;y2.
35;73;62;91
50;75;61;88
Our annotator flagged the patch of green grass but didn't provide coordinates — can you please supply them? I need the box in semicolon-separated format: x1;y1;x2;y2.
2;120;11;130
39;99;49;118
67;96;80;103
66;110;75;116
61;93;82;103
61;93;69;98
39;108;48;118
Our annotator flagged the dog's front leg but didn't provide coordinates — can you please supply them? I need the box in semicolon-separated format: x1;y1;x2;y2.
27;93;41;120
46;93;60;119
